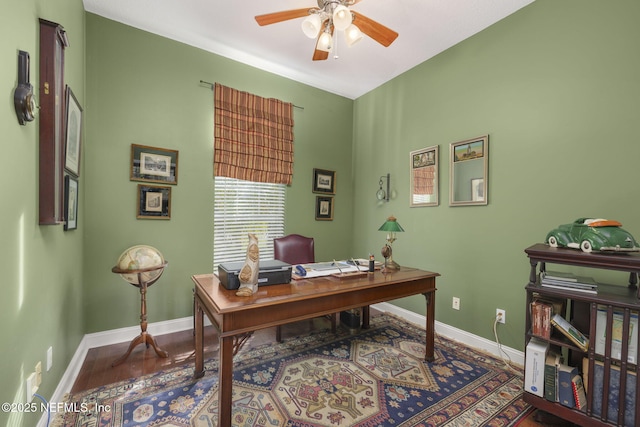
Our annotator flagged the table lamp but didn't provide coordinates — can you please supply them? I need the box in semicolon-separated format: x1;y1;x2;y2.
379;215;404;271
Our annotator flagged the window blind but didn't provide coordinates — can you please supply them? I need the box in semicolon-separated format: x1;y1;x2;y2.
213;176;285;269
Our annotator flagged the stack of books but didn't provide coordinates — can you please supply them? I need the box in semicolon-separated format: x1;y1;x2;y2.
540;271;598;294
541;351;587;411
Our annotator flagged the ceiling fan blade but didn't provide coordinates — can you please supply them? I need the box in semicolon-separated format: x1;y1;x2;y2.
352;12;398;47
255;8;312;26
312;48;329;61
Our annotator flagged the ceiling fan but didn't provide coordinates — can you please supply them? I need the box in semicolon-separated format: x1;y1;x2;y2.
255;0;399;61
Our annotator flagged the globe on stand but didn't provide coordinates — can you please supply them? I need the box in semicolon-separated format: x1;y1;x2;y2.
111;245;169;366
115;244;165;286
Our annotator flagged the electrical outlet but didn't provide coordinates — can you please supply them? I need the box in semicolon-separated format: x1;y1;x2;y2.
496;308;506;324
47;346;53;371
35;361;42;387
452;297;460;310
26;372;37;403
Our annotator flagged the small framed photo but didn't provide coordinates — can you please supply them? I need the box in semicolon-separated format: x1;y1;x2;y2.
64;175;78;230
315;196;334;221
409;145;439;207
130;144;179;185
471;178;485;202
64;86;83;177
137;184;171;219
312;168;336;194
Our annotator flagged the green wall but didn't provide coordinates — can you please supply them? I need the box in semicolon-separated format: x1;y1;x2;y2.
351;0;640;350
83;14;355;333
0;1;85;425
3;2;640;424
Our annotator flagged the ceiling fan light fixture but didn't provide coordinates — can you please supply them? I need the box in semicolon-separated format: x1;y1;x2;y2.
317;30;333;52
332;5;352;31
301;14;322;38
345;24;363;46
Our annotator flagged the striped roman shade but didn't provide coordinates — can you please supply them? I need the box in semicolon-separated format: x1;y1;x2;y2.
413;166;435;195
214;83;294;185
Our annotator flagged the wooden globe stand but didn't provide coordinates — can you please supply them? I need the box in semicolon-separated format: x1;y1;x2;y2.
111;262;169;367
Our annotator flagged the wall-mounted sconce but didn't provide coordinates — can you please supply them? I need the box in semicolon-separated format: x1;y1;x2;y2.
376;173;390;202
14;50;38;125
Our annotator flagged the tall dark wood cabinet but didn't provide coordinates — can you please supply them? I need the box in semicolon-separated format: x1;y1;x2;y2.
524;244;640;426
39;19;68;225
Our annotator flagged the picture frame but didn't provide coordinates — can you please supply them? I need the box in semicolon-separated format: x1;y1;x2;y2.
315;196;334;221
312;168;336;194
137;184;171;219
409;145;439;207
130;144;179;185
64;86;83;177
449;135;489;206
64;175;78;230
471;178;485;202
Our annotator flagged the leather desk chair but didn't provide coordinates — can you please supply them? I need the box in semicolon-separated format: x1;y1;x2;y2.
274;234;337;342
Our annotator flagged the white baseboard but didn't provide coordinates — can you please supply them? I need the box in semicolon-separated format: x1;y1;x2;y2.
41;304;522;426
375;302;524;366
39;317;198;427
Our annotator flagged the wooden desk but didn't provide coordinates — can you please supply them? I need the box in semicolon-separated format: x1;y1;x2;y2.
192;267;439;427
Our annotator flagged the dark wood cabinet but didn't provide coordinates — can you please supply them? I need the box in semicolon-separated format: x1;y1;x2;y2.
39;19;68;225
524;244;640;426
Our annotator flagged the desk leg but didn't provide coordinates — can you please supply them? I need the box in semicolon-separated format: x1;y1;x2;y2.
218;335;234;427
194;300;205;379
362;306;371;329
424;291;435;362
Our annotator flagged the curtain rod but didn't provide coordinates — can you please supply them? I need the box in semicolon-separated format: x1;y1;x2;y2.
199;80;304;110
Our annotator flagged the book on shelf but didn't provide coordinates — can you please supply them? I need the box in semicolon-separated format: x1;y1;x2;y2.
581;358;590;391
531;298;564;339
540;271;598;293
557;363;578;408
571;373;587;411
541;270;579;282
551;314;589;351
540;282;597;294
590;359;637;426
544;351;563;402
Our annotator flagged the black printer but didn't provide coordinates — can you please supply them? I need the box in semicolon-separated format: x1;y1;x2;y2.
217;259;292;290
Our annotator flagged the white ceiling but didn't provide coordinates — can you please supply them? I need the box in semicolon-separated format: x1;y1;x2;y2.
83;0;535;99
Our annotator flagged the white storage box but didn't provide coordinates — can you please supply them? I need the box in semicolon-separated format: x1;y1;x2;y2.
525;338;549;397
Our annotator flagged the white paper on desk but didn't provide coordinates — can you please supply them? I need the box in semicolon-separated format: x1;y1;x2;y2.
298;262;366;278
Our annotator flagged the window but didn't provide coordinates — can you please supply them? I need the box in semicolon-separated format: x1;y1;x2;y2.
213;176;285;268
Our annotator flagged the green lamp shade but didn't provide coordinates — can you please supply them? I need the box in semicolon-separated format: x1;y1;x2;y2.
378;216;404;232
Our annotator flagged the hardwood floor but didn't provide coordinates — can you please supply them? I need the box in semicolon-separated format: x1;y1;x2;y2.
71;317;330;393
71;316;573;426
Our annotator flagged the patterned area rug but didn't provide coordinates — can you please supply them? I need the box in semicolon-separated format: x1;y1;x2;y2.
55;315;531;426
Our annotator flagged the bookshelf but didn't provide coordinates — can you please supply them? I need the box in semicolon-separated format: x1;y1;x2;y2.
524;243;640;426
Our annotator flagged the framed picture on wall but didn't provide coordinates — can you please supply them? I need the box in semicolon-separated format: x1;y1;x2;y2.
312;168;336;194
64;86;83;177
409;145;439;207
449;135;489;207
64;175;78;230
315;196;334;221
130;144;179;185
471;178;485;202
137;184;171;219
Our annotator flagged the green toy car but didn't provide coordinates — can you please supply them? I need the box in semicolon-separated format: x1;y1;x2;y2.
546;218;639;253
